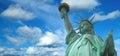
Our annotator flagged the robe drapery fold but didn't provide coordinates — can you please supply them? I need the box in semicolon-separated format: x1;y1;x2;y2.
65;30;104;56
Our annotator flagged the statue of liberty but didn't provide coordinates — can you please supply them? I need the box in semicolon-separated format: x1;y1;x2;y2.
58;3;117;56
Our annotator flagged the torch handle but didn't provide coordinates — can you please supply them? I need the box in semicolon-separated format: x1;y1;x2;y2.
60;7;68;19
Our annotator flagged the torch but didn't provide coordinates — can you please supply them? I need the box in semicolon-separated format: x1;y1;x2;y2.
58;3;70;19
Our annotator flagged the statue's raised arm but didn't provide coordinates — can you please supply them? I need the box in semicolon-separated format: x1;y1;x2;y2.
58;3;73;33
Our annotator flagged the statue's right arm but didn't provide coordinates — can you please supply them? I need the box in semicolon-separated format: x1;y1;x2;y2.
60;8;73;34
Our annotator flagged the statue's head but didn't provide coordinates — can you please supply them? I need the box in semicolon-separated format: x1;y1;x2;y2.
76;15;95;35
78;20;94;35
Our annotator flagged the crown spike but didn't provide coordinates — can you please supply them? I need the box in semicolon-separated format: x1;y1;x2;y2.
79;14;84;20
74;21;80;24
86;12;89;19
90;15;95;22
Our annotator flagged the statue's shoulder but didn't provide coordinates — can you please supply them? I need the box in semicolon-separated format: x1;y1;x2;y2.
66;30;78;38
93;34;104;44
94;35;103;39
66;30;80;45
93;34;100;37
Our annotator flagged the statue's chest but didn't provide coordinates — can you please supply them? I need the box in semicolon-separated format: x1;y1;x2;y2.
66;34;96;56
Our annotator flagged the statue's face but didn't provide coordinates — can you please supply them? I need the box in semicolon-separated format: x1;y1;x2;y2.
79;21;93;34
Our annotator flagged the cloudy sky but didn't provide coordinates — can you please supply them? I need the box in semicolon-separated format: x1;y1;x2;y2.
0;0;120;56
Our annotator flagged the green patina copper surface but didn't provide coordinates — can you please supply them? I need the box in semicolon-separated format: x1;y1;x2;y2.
59;3;117;56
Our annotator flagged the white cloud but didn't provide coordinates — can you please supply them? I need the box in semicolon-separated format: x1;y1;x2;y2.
91;10;120;22
1;4;36;21
16;25;42;42
62;0;100;10
115;39;120;56
5;25;65;47
0;46;65;56
26;47;65;56
11;0;64;29
12;0;57;13
6;35;25;46
0;47;5;52
0;47;5;56
36;31;64;47
0;47;26;56
26;47;37;55
6;25;42;46
4;25;66;55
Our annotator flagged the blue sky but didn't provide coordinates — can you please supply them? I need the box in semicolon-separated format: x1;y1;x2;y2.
0;0;120;56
